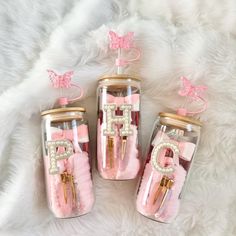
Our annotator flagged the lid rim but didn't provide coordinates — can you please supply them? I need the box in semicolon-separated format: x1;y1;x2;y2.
159;112;203;126
98;74;141;81
41;107;85;116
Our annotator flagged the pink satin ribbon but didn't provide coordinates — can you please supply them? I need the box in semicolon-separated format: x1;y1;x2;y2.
52;125;88;142
52;130;74;142
101;94;140;111
106;94;139;106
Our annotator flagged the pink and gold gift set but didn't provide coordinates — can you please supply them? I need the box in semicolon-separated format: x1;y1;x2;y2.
135;76;207;223
41;70;94;218
41;31;208;223
97;31;141;180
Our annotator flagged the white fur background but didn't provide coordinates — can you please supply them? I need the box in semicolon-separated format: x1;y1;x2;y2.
0;0;236;235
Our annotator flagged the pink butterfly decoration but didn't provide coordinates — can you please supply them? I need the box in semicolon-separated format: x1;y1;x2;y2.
109;31;134;49
178;76;207;100
47;70;73;88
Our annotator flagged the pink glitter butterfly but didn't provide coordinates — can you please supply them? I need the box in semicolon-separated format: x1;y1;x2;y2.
47;70;73;88
109;31;134;49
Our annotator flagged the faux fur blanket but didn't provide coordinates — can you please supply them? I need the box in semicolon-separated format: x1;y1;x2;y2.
0;0;236;235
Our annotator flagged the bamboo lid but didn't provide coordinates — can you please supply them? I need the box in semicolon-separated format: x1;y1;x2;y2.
159;112;203;127
98;74;141;82
41;107;85;116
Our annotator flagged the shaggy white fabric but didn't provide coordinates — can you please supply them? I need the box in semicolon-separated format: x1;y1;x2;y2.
0;0;236;235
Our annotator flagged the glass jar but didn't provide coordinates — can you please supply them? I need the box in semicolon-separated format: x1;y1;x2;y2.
41;107;94;218
136;112;202;223
97;75;141;180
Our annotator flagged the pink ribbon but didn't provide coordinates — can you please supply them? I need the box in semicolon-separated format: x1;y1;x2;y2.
52;130;74;142
106;94;139;105
47;70;83;106
52;125;89;143
101;94;140;111
178;76;208;115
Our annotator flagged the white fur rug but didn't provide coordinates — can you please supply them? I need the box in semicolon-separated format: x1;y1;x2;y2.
0;0;236;235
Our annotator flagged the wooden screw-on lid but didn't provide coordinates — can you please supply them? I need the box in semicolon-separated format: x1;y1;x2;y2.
41;107;85;116
98;74;141;82
159;112;203;127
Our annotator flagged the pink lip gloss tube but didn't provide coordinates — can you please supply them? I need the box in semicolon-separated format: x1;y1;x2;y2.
41;107;94;218
136;112;202;223
97;75;141;180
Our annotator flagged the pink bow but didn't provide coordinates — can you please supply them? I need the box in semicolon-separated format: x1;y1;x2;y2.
178;76;207;101
106;94;139;106
47;70;73;88
109;31;134;49
52;130;74;141
52;125;89;143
